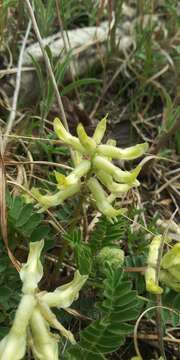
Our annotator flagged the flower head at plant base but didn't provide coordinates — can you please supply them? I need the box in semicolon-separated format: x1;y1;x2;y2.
0;241;88;360
96;246;124;269
31;116;148;221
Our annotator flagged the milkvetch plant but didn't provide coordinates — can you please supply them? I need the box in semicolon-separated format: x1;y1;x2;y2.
145;236;180;294
0;240;87;360
32;116;148;221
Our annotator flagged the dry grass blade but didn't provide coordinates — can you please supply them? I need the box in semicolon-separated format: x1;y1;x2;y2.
0;139;20;271
2;19;32;153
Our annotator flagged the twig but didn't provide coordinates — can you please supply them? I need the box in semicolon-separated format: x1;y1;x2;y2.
4;160;73;170
155;173;180;195
0;66;35;76
2;19;32;153
2;133;62;143
129;333;180;344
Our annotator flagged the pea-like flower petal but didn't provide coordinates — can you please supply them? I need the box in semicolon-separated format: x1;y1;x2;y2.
97;142;148;160
31;183;81;211
30;307;59;360
92;115;107;144
54;117;85;153
77;123;96;154
55;160;91;188
20;240;44;294
93;156;140;185
145;267;163;294
97;170;136;194
39;271;88;309
87;177;126;220
145;235;163;294
0;295;36;360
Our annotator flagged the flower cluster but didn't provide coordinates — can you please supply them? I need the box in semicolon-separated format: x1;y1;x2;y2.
96;246;124;269
32;117;148;221
145;236;180;294
0;241;87;360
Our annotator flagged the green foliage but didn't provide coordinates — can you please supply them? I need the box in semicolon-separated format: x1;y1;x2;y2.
33;0;56;37
125;254;146;294
0;245;21;339
61;78;102;96
90;215;128;254
64;266;142;359
64;229;92;275
59;0;97;28
30;50;73;120
6;193;50;243
162;290;180;327
64;215;128;275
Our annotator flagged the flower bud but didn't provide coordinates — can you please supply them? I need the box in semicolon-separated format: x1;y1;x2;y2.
54;118;85;153
87;177;126;220
145;267;163;294
77;123;96;154
96;246;124;268
92;116;107;144
31;182;81;211
55;160;91;188
97;170;135;194
145;235;163;294
103;138;117;160
97;143;148;160
20;240;44;294
93;156;140;185
30;307;59;360
0;295;36;360
40;271;88;309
